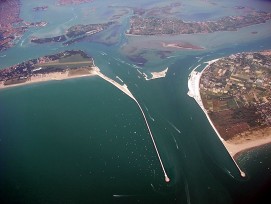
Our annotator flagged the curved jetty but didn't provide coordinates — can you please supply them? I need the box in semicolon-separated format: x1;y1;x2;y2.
94;66;170;183
0;50;170;182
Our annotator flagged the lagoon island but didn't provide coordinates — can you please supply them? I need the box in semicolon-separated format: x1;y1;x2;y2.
0;50;99;89
58;0;94;6
31;22;114;46
188;50;271;176
127;10;271;36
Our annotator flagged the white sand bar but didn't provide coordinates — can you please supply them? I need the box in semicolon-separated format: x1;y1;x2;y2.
145;67;169;81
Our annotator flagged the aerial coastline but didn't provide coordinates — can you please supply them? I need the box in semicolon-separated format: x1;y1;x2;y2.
0;70;96;90
188;59;246;177
0;48;171;183
188;50;271;176
0;50;97;90
1;0;271;202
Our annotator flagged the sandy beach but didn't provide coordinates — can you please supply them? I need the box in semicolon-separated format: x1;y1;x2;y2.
150;67;168;80
144;67;169;81
0;70;97;90
0;63;134;102
227;127;271;156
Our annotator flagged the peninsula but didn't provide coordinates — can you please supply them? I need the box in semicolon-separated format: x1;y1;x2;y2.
0;50;97;89
188;50;271;176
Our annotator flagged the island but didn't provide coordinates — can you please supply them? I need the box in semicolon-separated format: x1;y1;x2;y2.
148;67;168;80
127;10;271;35
0;50;98;89
136;67;169;81
58;0;94;6
31;22;114;45
162;42;204;50
188;50;271;176
33;6;48;12
109;2;182;19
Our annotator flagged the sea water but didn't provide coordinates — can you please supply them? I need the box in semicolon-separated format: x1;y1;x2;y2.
1;0;271;203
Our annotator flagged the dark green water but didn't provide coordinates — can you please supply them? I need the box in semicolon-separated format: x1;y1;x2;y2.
0;78;169;203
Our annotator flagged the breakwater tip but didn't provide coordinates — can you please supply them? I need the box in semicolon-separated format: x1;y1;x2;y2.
165;175;170;183
241;171;246;177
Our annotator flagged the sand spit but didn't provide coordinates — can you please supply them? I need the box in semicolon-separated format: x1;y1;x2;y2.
140;67;168;81
188;59;246;177
162;42;204;50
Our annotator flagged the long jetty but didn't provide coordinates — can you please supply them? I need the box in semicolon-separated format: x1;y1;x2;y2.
93;66;170;182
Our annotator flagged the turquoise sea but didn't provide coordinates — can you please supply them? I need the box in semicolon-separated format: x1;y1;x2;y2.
1;0;271;203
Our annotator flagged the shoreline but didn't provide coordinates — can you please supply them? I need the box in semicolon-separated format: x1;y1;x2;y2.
0;71;97;90
188;58;247;177
188;59;271;157
162;42;204;50
145;67;169;81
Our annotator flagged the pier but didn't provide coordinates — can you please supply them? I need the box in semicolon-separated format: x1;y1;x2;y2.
94;66;170;182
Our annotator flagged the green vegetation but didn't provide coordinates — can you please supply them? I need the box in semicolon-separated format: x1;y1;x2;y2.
0;50;94;84
200;51;271;140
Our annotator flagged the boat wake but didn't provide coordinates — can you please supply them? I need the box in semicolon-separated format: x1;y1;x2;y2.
196;56;203;63
178;141;187;158
171;133;179;150
168;121;181;134
113;194;137;198
63;8;78;26
100;51;107;56
143;104;155;121
224;168;235;179
166;55;176;59
20;30;38;47
113;57;142;69
184;178;191;204
116;76;124;83
150;183;156;191
136;69;143;75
